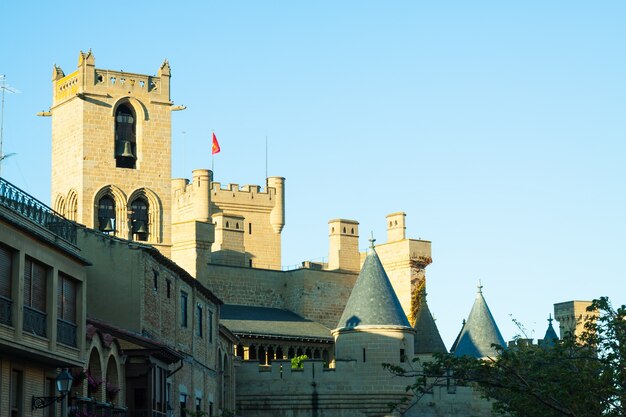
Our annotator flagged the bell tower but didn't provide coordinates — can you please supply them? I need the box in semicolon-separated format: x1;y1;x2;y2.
49;51;174;253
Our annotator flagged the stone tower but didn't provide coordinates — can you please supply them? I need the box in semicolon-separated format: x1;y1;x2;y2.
327;219;360;271
553;300;595;338
171;172;285;272
49;51;174;254
333;241;415;366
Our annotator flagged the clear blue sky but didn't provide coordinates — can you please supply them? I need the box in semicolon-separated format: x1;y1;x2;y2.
1;1;625;347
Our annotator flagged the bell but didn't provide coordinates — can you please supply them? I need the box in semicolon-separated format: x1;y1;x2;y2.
101;218;115;233
120;141;135;158
133;221;148;234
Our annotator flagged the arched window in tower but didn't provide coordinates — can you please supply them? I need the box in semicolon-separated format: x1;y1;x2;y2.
97;196;116;234
114;104;137;169
130;197;149;241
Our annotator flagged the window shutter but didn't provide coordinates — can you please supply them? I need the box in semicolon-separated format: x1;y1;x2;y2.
24;258;32;307
63;275;76;323
31;260;47;312
58;274;64;318
0;245;11;298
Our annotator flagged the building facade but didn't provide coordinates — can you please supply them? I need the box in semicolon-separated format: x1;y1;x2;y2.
0;178;88;417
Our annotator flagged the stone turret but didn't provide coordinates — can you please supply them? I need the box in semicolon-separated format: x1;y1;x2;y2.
328;219;360;271
333;238;414;364
453;284;506;358
538;315;559;348
553;300;594;339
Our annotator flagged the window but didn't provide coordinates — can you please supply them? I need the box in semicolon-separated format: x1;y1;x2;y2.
362;348;366;362
44;377;56;417
115;104;137;169
10;369;23;417
24;257;46;311
58;273;77;346
58;274;77;323
0;244;12;298
153;270;158;291
24;257;47;337
248;223;252;234
400;348;406;363
209;402;213;417
179;393;187;417
196;304;203;337
166;280;171;298
130;197;149;241
0;244;12;326
180;291;188;328
208;310;213;343
195;398;202;413
97;196;116;234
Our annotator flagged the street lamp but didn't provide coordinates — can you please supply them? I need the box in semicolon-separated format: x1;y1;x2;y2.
32;368;74;409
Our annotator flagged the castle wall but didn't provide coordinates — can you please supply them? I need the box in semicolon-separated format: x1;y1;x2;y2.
202;264;357;329
284;269;357;329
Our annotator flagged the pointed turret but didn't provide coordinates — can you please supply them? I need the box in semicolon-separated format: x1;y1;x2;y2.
450;319;465;353
539;314;559;348
454;283;506;358
413;294;447;354
335;238;410;331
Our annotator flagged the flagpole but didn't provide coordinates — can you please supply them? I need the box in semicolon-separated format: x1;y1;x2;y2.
212;129;215;173
265;135;268;179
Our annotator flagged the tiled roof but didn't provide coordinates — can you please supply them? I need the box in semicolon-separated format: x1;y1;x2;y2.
220;305;333;341
335;245;410;331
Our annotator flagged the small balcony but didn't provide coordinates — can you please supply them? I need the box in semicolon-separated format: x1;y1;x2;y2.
0;295;12;326
23;305;46;337
58;318;77;347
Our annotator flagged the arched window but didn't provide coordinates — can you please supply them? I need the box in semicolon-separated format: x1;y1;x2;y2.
130;197;149;241
97;196;116;234
115;104;137;169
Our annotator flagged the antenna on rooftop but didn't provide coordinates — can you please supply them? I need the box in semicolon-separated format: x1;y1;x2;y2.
0;75;20;178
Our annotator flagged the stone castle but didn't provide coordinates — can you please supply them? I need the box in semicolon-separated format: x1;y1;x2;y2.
0;51;593;417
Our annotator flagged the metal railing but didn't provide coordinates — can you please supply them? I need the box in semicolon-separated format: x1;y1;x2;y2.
0;178;77;244
0;295;12;326
58;318;77;347
23;305;47;337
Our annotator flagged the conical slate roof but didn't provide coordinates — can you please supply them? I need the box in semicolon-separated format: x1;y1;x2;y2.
540;315;559;348
449;319;466;353
413;295;447;354
335;244;410;331
454;285;506;358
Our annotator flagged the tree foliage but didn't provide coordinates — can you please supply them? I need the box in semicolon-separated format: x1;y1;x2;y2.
384;297;625;417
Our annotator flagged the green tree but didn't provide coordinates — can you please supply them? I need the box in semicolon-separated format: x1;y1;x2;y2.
291;354;308;369
385;297;625;417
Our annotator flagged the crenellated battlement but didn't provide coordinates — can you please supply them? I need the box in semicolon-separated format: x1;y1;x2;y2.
210;181;278;209
172;172;285;269
52;50;171;107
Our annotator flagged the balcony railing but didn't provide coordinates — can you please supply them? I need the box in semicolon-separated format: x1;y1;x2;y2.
126;410;166;417
0;178;77;244
23;305;47;337
57;318;77;347
0;295;12;326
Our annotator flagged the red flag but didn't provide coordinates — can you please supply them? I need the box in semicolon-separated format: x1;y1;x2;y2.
212;132;221;155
